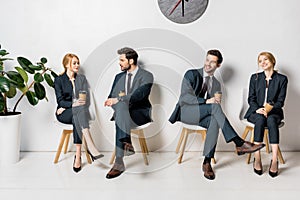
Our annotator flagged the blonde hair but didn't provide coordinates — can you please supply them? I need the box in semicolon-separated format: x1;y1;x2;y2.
258;52;276;67
255;52;277;79
61;53;80;73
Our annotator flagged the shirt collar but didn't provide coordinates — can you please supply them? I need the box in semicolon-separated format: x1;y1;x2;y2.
127;66;139;76
203;70;213;78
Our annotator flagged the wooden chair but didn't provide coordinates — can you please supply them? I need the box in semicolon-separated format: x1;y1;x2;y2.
239;88;285;164
109;123;150;165
176;123;216;164
241;119;285;164
53;122;92;164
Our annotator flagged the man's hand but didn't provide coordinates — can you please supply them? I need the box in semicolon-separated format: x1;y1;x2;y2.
104;98;119;107
206;97;220;104
72;99;86;107
56;107;66;115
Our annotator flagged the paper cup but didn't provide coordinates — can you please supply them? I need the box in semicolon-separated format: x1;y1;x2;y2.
264;103;273;113
79;90;87;101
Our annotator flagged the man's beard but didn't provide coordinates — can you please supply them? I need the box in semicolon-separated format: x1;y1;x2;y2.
122;64;131;71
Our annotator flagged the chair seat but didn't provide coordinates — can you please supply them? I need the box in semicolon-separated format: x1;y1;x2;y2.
54;120;73;129
181;122;207;131
132;122;151;130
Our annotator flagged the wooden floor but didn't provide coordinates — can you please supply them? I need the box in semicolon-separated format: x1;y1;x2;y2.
0;151;299;200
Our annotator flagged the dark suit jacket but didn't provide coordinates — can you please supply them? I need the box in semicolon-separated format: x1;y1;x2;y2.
108;67;154;125
54;72;90;111
244;71;288;120
169;68;221;123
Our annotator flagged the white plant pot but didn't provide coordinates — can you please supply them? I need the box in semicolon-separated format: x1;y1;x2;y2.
0;112;22;165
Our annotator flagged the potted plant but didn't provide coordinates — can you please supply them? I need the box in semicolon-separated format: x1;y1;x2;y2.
0;44;58;164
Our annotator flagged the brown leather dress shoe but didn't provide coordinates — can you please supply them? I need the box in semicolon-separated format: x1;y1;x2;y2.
236;141;265;155
106;163;125;179
202;163;215;180
123;142;135;156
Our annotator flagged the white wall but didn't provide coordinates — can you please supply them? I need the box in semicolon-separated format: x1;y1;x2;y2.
1;0;299;152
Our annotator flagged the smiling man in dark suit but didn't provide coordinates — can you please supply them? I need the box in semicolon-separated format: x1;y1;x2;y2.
104;47;153;179
169;49;265;180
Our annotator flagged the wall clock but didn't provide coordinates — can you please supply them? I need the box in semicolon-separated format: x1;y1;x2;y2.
158;0;209;24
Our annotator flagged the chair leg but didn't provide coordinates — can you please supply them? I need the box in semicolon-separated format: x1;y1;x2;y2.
141;137;149;154
54;130;69;164
82;136;92;164
264;130;270;154
138;131;149;165
277;146;285;164
176;128;185;154
178;128;189;164
138;130;149;155
109;149;116;165
63;131;72;154
247;129;255;164
241;126;251;140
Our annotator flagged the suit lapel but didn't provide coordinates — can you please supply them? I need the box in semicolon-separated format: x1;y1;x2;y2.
131;68;142;93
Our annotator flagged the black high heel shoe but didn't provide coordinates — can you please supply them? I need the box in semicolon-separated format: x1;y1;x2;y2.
253;158;263;176
87;150;104;162
269;160;278;178
73;156;81;173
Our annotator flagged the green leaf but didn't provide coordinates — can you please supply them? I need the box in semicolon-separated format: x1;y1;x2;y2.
15;67;28;83
26;90;38;105
9;78;25;88
7;71;24;85
0;49;9;56
0;93;4;113
0;76;10;92
51;71;58;78
18;85;28;94
44;73;54;87
0;58;13;62
34;73;44;83
29;64;42;70
40;57;47;64
17;57;34;74
6;85;17;98
34;82;46;100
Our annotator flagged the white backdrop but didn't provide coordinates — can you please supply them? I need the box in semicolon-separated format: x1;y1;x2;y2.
1;0;299;151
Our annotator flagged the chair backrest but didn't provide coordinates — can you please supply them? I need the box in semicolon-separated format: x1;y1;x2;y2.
239;88;249;121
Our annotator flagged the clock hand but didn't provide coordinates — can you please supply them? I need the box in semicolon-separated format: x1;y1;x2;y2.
169;0;182;16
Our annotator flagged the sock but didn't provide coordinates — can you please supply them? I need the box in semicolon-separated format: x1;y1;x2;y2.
232;136;245;147
203;157;211;164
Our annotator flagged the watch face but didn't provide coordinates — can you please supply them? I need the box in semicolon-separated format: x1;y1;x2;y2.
158;0;209;24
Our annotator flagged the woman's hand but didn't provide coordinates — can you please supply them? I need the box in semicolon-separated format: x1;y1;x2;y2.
256;107;267;117
104;98;119;107
56;107;66;115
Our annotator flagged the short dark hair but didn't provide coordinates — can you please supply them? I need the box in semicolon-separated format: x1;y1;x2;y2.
117;47;138;65
207;49;223;64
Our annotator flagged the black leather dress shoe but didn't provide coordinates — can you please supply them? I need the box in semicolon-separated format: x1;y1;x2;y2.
236;141;265;155
106;163;125;179
123;142;135;156
202;163;215;180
